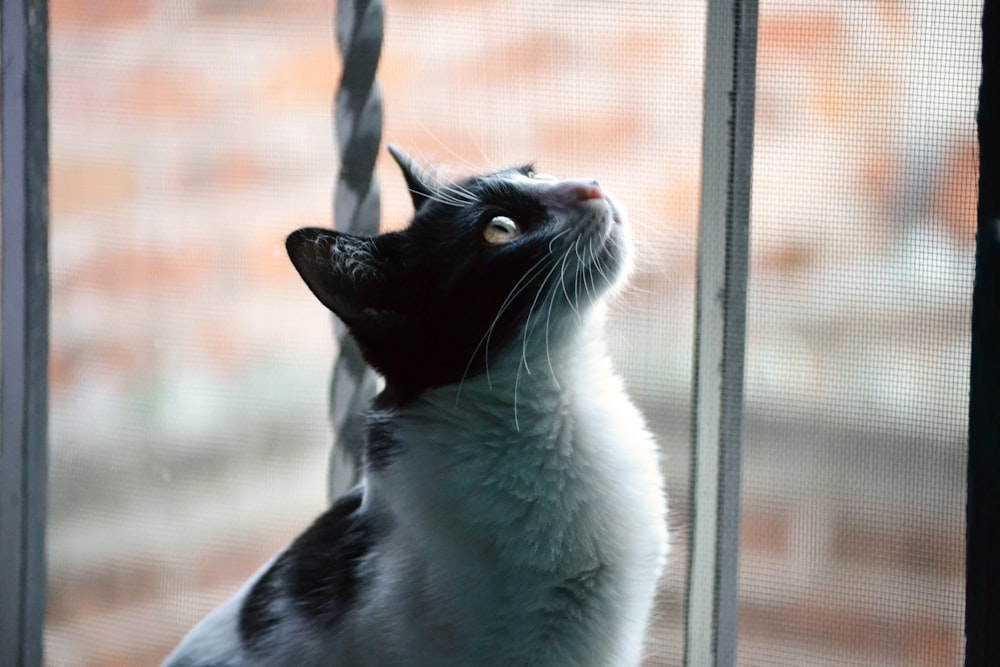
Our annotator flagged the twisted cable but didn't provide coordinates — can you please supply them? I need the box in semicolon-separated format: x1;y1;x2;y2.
328;0;384;501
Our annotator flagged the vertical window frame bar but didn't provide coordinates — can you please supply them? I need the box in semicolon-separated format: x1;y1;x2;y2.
684;0;758;665
0;0;49;665
967;1;1000;664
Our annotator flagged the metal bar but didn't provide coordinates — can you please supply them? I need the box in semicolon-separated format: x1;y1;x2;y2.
0;0;49;665
684;0;757;665
966;1;1000;663
327;0;384;501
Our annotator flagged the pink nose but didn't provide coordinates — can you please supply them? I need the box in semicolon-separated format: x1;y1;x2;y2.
577;181;604;200
552;179;603;203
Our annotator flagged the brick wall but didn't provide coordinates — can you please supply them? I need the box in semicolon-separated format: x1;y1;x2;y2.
46;1;975;665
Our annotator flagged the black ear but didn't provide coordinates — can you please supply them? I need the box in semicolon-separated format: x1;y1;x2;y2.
286;227;385;323
387;144;435;211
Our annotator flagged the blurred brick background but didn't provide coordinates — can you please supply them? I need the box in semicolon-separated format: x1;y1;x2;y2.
44;1;976;665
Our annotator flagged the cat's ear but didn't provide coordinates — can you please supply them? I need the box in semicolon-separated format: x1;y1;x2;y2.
286;227;389;323
387;144;434;211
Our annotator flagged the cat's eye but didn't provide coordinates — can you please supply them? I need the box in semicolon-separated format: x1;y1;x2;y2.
484;215;521;244
530;172;557;182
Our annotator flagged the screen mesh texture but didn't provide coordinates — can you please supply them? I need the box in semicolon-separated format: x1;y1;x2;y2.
44;1;977;666
47;2;704;665
740;2;977;665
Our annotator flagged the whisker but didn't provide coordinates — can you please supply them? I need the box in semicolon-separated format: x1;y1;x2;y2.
480;228;572;389
590;240;614;291
440;183;477;204
455;252;555;402
414;121;497;174
425;189;473;208
557;245;582;322
519;254;564;377
583;239;601;304
514;259;563;430
573;238;586;308
464;128;500;172
543;275;562;390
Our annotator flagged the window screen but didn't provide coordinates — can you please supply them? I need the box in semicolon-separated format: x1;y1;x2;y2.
48;2;340;662
44;1;976;665
741;2;976;665
47;2;703;664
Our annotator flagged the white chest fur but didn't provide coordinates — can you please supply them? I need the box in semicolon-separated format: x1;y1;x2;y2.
350;317;669;666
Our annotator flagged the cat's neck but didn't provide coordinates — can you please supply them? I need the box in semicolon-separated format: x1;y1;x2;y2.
396;308;607;436
366;308;647;570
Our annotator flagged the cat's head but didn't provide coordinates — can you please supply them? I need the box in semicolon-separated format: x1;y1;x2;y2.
286;146;631;401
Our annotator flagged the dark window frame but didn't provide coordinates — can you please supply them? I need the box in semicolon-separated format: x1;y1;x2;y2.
966;1;1000;664
2;0;995;664
1;1;49;665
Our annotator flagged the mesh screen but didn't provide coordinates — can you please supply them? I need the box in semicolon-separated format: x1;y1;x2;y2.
44;1;975;666
47;1;702;664
741;2;976;665
48;3;339;662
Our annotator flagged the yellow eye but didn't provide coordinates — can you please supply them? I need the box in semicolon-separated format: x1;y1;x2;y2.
531;172;557;182
484;215;520;244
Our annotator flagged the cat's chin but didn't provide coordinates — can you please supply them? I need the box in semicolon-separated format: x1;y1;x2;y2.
603;189;626;227
601;199;635;295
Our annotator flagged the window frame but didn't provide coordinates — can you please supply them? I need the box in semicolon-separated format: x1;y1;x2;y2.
0;1;50;665
2;0;996;664
684;1;757;665
966;1;1000;664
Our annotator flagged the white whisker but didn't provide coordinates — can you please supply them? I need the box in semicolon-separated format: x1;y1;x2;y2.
519;255;564;377
513;256;565;429
457;226;575;400
543;277;561;390
557;245;581;322
455;251;554;403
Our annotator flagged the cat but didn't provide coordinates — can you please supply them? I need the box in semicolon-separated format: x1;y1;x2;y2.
161;146;668;667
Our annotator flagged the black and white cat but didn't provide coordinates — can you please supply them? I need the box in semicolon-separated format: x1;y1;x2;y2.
161;147;668;667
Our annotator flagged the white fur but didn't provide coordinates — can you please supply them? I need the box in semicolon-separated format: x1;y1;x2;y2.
354;314;668;666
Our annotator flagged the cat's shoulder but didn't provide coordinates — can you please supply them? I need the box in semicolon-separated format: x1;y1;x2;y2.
240;486;372;646
162;487;373;667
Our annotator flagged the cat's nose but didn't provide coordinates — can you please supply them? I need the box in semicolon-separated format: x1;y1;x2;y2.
578;180;603;200
553;179;604;203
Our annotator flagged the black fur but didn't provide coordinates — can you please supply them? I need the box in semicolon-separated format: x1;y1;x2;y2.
286;151;620;406
284;486;371;627
365;409;403;471
239;563;283;649
238;486;371;650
